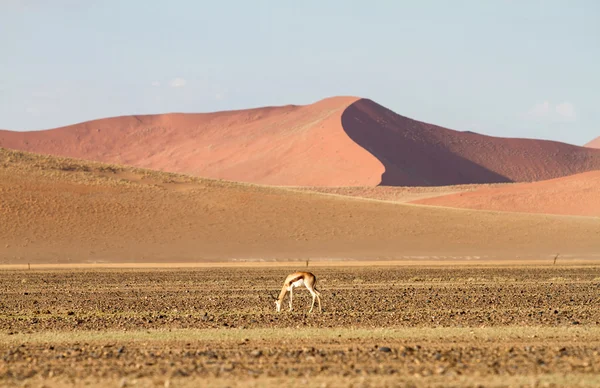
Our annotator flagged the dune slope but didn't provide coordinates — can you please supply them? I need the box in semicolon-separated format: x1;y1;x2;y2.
412;170;600;217
1;97;600;186
341;99;600;186
1;148;599;264
586;136;600;149
0;97;383;187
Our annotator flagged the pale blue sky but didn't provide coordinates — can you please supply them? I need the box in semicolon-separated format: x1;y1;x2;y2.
1;0;598;145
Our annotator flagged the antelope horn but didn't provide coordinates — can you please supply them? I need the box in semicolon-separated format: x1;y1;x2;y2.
274;292;280;300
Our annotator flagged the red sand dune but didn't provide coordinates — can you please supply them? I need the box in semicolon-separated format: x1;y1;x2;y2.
586;136;600;149
0;97;381;187
412;170;600;217
2;97;600;186
341;100;600;186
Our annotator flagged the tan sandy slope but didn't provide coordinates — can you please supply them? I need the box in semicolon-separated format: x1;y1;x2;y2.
586;136;600;149
293;183;508;203
1;148;598;264
2;97;600;186
412;170;600;217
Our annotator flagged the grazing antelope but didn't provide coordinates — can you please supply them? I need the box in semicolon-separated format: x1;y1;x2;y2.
272;271;322;313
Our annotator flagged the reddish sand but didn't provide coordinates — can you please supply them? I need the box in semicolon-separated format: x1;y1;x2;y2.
412;170;600;217
586;136;600;149
0;97;382;187
2;97;600;186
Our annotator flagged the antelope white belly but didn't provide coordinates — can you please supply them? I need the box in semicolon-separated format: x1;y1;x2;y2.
288;278;304;290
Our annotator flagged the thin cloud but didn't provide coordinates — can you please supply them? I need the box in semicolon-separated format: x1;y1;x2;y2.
151;81;161;87
527;101;551;118
555;102;576;120
214;88;227;101
169;78;187;88
526;101;576;122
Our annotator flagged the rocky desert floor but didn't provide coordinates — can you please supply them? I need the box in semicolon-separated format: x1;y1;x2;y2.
1;264;599;387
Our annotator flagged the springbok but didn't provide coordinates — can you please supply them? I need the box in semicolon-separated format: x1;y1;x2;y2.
272;271;322;313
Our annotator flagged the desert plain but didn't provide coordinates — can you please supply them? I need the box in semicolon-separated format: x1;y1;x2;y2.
1;97;600;387
1;265;600;388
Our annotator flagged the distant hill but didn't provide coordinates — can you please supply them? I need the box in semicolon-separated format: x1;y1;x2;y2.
412;170;600;217
2;97;600;186
585;136;600;149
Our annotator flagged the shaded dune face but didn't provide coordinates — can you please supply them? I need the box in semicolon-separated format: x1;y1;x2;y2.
341;100;511;186
340;99;600;186
2;97;600;187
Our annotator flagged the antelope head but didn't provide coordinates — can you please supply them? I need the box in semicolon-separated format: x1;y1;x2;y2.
270;291;281;312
